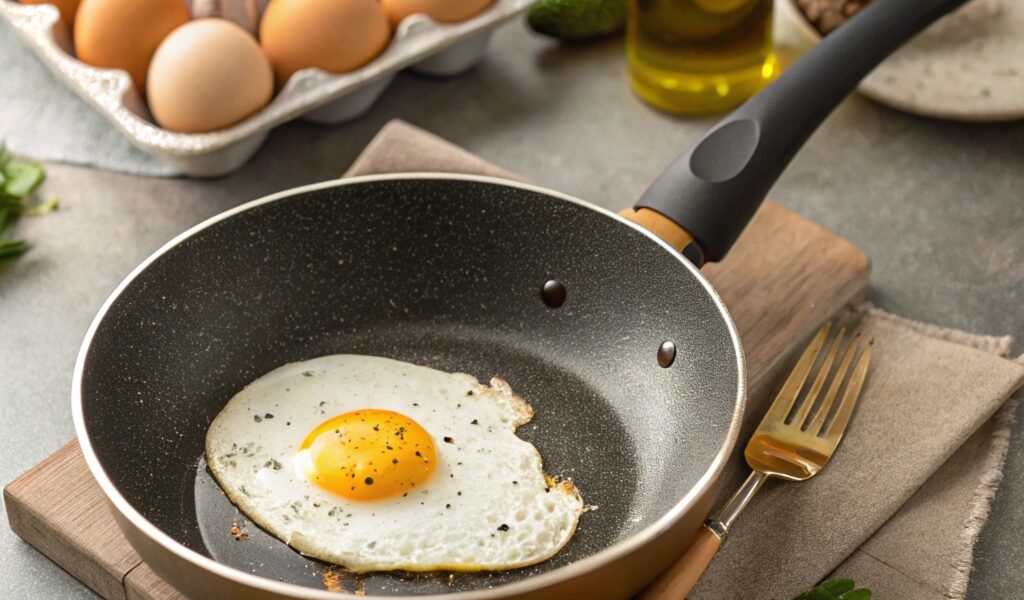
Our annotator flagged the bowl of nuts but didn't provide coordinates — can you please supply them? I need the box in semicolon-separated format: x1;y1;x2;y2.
778;0;1024;122
789;0;870;36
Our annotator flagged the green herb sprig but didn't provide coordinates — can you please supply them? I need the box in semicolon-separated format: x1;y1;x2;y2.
793;578;871;600
0;144;57;259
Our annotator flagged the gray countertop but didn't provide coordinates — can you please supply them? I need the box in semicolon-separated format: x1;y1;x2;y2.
2;17;1023;600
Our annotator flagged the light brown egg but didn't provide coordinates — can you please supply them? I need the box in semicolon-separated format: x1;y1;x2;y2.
74;0;190;93
147;19;273;133
380;0;493;25
19;0;81;27
259;0;391;85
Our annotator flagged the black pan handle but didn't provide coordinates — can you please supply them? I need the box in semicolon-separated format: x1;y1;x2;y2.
633;0;969;265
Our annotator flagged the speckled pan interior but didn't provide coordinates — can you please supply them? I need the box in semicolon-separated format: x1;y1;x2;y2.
78;178;739;596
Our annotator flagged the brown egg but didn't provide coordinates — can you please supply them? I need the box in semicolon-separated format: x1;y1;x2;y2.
380;0;493;25
147;19;273;133
260;0;391;85
74;0;190;93
20;0;81;27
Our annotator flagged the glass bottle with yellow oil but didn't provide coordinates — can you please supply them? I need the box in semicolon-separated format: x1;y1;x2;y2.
627;0;777;114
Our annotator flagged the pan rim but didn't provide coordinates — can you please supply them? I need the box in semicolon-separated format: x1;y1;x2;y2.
72;173;746;599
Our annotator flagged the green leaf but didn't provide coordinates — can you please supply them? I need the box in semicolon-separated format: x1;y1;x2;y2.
24;196;59;217
3;160;45;199
0;148;52;265
839;590;871;600
0;239;28;259
822;580;855;594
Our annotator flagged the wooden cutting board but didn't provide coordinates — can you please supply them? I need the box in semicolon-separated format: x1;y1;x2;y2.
4;200;869;600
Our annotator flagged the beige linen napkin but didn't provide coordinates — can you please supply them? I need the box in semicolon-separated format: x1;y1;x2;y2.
828;316;1021;600
344;120;1024;599
693;307;1023;600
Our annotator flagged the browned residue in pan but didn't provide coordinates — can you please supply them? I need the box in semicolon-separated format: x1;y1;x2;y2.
322;568;344;593
322;567;365;595
229;522;249;541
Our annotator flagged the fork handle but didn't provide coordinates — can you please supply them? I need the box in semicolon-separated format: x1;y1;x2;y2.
636;525;722;600
638;471;770;598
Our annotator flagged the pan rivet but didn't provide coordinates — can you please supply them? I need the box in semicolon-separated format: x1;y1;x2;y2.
658;341;676;368
541;280;566;309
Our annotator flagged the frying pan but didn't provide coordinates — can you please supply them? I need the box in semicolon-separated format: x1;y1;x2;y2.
73;0;967;598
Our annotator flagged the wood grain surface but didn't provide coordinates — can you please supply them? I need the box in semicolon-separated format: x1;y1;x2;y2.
3;200;869;600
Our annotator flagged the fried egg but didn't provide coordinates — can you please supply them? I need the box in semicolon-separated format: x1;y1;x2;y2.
205;354;584;573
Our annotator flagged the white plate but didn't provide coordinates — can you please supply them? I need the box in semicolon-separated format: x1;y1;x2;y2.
777;0;1024;122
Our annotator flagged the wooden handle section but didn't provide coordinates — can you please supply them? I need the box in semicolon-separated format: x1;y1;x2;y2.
636;525;722;600
617;208;696;254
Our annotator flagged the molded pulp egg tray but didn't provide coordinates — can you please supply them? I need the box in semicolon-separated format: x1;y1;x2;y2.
0;0;532;176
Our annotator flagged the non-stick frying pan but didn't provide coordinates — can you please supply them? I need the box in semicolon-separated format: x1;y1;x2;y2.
74;1;967;598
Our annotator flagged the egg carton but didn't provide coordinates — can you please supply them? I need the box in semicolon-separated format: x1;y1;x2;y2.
0;0;533;176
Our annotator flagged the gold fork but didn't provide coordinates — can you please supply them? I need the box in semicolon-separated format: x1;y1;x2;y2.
639;321;874;599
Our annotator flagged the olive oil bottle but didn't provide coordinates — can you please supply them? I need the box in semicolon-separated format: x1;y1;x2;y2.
627;0;777;114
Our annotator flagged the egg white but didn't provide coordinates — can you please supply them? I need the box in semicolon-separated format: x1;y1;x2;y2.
205;354;584;573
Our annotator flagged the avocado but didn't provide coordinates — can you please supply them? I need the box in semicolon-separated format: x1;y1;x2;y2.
527;0;627;41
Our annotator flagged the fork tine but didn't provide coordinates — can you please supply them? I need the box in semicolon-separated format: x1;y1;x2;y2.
791;327;845;429
806;333;860;436
824;339;874;443
762;322;832;425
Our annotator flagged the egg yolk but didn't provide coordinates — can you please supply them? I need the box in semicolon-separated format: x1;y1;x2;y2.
296;409;437;501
